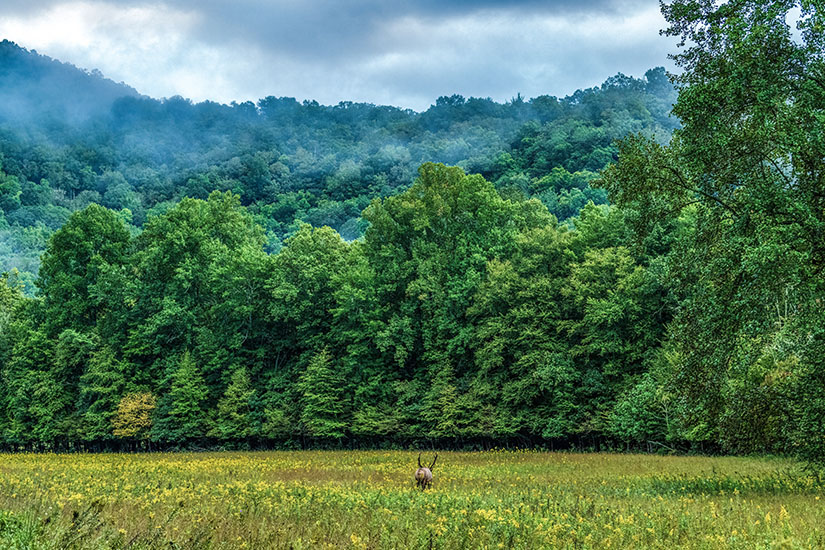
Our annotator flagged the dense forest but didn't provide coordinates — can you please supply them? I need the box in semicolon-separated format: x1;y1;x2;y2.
2;0;824;464
0;38;676;292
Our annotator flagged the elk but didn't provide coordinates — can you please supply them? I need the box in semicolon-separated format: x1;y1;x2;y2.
414;453;437;490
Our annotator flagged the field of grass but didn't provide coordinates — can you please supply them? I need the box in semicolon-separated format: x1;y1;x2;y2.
0;450;824;549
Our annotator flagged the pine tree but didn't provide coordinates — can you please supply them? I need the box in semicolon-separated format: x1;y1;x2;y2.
210;367;256;440
421;363;478;439
297;348;348;439
77;347;126;441
4;329;67;446
0;272;24;442
152;351;210;443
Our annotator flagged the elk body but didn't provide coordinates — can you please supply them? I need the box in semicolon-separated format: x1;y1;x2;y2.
414;453;437;490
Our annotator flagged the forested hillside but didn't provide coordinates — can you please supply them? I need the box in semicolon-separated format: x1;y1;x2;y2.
0;39;677;291
2;0;822;463
0;166;677;449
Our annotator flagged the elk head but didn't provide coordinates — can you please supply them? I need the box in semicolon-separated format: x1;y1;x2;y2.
414;453;437;490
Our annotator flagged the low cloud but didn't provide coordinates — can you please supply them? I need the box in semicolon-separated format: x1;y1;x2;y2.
0;0;676;110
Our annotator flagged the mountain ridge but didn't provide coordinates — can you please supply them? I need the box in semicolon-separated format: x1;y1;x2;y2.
0;40;141;126
0;38;677;289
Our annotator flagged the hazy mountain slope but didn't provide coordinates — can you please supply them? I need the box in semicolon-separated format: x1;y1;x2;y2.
0;40;140;129
0;40;677;290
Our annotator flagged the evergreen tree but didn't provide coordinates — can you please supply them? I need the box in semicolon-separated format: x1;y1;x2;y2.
469;223;576;438
210;367;256;441
264;224;350;431
77;347;126;442
421;363;477;439
54;329;99;406
4;326;66;446
152;351;210;444
24;371;70;446
297;348;347;439
0;273;24;438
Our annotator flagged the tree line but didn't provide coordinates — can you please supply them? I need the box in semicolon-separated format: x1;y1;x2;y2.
2;0;824;464
0;165;672;449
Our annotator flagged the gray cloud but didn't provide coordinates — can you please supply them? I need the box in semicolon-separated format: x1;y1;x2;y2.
0;0;675;110
3;0;652;18
3;0;655;61
127;0;654;61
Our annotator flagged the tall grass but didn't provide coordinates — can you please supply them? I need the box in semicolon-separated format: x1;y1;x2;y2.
0;451;823;548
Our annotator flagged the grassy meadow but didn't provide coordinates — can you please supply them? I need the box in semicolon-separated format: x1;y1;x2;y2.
0;450;824;549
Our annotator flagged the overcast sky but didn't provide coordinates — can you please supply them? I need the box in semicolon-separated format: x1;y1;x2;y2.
0;1;676;111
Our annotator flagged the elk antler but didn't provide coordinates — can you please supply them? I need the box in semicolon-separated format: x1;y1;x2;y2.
429;454;437;470
418;453;422;468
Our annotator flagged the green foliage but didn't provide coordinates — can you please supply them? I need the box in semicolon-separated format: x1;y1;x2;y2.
610;372;674;445
297;348;348;439
0;271;24;362
37;204;131;334
269;224;348;358
125;191;265;391
469;223;576;437
77;348;126;442
3;2;822;460
0;165;21;213
602;0;825;463
0;164;675;448
152;351;210;443
0;40;676;285
210;367;256;441
3;324;69;445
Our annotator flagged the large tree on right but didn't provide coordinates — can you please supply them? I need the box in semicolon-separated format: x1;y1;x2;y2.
602;1;825;461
